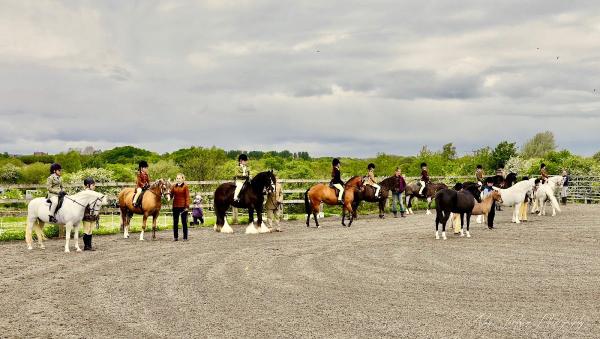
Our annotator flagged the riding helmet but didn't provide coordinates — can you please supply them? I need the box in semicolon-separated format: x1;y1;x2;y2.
477;164;483;169
540;163;546;168
368;163;375;170
420;162;427;167
238;154;248;162
50;163;62;174
84;177;95;187
138;160;149;170
332;158;341;166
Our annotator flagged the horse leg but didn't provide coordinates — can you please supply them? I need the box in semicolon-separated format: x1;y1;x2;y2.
379;199;385;219
435;209;440;239
245;208;259;234
459;213;465;237
345;202;355;227
441;211;449;240
34;220;45;249
258;206;270;233
140;214;148;241
74;223;82;252
64;222;72;252
151;213;157;240
514;203;521;224
26;218;35;250
406;195;413;214
313;212;319;228
466;213;472;238
341;208;346;227
426;197;432;215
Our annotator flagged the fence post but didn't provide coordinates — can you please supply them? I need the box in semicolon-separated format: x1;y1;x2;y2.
232;207;238;224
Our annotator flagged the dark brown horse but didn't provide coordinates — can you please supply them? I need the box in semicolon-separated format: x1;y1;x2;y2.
352;176;397;218
213;171;276;234
304;176;364;228
118;179;172;240
405;181;448;215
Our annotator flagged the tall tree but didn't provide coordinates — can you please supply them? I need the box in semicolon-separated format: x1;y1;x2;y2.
521;131;556;159
491;141;518;167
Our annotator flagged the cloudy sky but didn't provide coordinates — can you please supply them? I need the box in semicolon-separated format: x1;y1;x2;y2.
1;0;599;157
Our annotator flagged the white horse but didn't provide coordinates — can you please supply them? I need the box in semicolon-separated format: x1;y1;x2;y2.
26;190;108;252
494;179;536;224
531;175;562;216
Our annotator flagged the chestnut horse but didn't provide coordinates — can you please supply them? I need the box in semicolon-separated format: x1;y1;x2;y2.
118;179;172;241
304;176;363;227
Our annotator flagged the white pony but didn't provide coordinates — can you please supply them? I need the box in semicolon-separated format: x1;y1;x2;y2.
531;175;562;216
494;179;536;223
26;190;108;252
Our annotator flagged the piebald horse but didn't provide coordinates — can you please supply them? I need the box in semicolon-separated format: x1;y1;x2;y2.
26;190;108;252
305;176;364;227
434;184;481;240
118;179;171;240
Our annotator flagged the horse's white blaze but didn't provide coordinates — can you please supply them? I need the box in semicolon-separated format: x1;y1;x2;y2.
258;222;271;233
222;219;234;234
245;223;259;234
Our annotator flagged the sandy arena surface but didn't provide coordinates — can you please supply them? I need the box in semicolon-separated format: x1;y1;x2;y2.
1;204;599;338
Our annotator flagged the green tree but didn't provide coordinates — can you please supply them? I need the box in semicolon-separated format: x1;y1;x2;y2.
54;151;82;173
521;131;556;159
149;160;181;180
593;151;600;162
492;141;518;167
441;143;457;161
99;146;156;164
0;164;21;183
18;163;49;184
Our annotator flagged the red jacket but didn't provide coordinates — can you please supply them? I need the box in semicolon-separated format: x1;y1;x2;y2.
421;169;430;182
136;171;150;188
171;184;190;208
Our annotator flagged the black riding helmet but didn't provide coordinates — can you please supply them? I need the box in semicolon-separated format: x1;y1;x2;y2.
84;177;95;187
420;162;427;168
138;160;149;170
238;154;248;162
477;164;483;169
332;158;341;166
368;163;375;170
540;163;546;168
50;163;62;174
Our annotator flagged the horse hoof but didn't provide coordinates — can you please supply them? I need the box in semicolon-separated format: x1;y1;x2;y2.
76;248;82;252
40;246;45;250
27;246;33;250
64;248;70;253
466;232;471;238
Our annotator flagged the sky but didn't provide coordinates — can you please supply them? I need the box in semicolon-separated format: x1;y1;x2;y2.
1;0;599;157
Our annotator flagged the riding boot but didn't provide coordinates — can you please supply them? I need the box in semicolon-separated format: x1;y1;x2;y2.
393;211;397;218
561;197;567;205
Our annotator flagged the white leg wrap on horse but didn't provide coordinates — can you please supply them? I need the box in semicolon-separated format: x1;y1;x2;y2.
245;223;259;234
139;230;144;241
435;231;440;240
460;229;464;237
466;231;471;238
442;231;447;240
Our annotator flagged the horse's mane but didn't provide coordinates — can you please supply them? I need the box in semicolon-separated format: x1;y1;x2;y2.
149;179;164;189
379;176;397;188
344;176;362;188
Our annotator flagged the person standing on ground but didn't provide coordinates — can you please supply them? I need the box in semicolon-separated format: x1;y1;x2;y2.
482;178;496;229
191;194;204;226
561;170;570;205
82;177;98;251
391;167;407;218
265;182;283;232
171;173;190;241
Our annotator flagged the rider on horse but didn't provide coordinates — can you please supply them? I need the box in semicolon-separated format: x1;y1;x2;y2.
476;164;485;186
540;163;549;184
47;163;65;223
133;160;150;208
233;154;250;202
364;163;381;198
331;158;344;203
418;162;430;197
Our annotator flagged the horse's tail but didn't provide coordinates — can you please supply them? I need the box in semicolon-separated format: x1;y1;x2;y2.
304;189;311;215
548;192;561;213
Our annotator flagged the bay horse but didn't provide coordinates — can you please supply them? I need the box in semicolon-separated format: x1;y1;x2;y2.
304;176;364;228
26;190;108;252
352;176;397;218
118;179;172;240
434;184;481;240
405;181;448;215
213;171;276;234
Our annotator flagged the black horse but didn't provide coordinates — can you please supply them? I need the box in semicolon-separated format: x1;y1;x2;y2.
213;171;276;234
352;176;397;218
434;184;481;240
486;172;518;189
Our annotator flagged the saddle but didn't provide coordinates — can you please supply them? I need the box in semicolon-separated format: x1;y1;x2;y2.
47;192;66;214
134;189;147;208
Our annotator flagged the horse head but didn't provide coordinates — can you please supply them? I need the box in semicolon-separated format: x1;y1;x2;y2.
252;170;277;194
153;179;172;201
491;190;503;204
345;176;364;192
